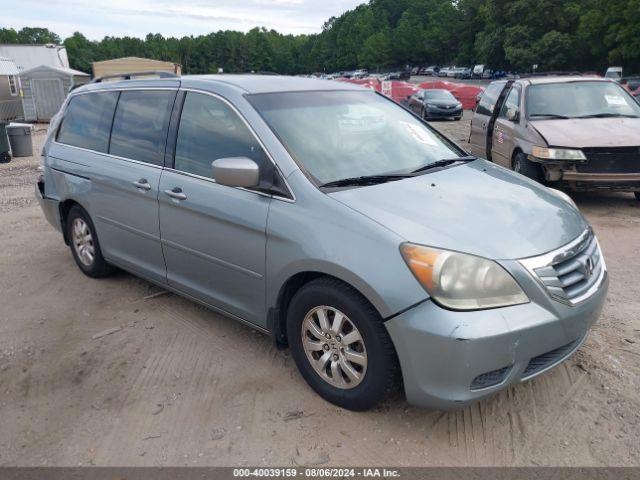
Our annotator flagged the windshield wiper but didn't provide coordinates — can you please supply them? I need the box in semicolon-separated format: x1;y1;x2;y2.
320;174;413;188
574;113;640;119
529;113;571;119
411;155;476;174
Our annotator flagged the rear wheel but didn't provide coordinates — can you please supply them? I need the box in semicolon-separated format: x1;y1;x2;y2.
286;278;399;411
67;205;114;278
512;151;542;183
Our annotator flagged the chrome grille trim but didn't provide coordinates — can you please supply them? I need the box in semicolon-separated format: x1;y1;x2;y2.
519;228;607;306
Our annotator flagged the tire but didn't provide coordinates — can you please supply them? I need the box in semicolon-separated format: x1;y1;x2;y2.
286;277;399;411
421;107;429;121
66;205;114;278
635;192;640;201
454;116;462;121
512;151;542;183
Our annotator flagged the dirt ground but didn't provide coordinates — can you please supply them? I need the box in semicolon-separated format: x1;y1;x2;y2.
0;117;639;467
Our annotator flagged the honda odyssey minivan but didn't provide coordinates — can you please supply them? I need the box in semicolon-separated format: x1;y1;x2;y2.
37;74;608;411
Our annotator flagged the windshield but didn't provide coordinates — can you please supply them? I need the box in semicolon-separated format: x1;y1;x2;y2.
248;91;462;185
527;81;640;118
424;90;456;101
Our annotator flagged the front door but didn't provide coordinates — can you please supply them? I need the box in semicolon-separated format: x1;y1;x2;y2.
159;91;272;325
491;85;521;168
468;81;506;158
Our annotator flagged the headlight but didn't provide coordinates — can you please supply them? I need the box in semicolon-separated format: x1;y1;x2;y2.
400;244;529;310
548;187;578;209
426;103;437;108
531;147;586;161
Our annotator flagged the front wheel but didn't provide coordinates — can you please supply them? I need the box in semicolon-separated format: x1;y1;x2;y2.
286;278;399;411
512;152;542;183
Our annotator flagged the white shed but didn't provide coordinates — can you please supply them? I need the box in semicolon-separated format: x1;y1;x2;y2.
20;65;89;122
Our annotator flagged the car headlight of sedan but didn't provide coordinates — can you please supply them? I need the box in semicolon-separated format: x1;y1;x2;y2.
531;147;586;161
400;244;529;310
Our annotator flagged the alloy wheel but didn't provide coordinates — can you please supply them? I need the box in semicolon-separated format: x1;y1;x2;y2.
71;217;95;267
301;306;367;389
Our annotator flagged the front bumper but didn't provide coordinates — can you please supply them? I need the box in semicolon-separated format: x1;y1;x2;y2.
385;263;608;410
425;106;462;118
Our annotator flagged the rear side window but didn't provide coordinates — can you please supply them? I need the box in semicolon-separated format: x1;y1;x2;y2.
174;92;270;178
476;82;505;116
57;92;118;152
109;90;175;166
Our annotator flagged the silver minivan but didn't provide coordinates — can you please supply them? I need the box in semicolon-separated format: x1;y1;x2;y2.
37;74;608;411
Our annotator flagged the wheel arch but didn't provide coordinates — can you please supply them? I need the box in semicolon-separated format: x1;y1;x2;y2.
58;198;85;245
268;270;387;349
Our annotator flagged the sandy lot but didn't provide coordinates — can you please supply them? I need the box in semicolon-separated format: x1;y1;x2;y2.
0;118;639;467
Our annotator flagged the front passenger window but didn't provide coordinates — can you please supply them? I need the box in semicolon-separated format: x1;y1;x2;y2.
499;87;520;118
174;92;270;180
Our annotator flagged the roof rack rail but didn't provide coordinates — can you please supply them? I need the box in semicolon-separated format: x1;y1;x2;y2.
519;71;583;78
91;71;179;83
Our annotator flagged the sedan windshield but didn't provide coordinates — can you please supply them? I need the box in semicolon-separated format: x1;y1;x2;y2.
248;91;462;185
424;90;457;101
527;81;640;119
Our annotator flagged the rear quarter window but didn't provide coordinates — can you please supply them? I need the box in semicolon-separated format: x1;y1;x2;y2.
56;92;119;152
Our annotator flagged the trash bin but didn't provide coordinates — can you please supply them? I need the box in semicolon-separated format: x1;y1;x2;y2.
6;123;33;157
0;123;10;163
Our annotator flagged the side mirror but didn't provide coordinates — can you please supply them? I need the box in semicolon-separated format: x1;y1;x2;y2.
506;108;519;122
212;157;260;188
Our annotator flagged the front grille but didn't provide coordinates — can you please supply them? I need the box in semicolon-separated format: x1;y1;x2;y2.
522;337;582;379
470;365;510;390
577;147;640;174
522;230;604;305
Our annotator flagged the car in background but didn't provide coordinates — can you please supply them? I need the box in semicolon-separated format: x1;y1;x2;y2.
472;65;485;79
482;69;495;79
407;88;463;120
455;67;472;79
446;67;459;78
438;67;450;77
353;69;369;79
383;70;411;81
423;66;439;76
468;76;640;199
605;66;623;82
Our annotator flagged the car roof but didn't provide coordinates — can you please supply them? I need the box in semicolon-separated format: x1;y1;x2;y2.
79;74;366;94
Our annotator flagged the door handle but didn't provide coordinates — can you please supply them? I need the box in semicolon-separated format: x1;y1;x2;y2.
164;187;187;201
132;178;152;191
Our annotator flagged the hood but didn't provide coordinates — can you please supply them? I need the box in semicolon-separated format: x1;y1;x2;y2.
530;117;640;148
329;160;588;260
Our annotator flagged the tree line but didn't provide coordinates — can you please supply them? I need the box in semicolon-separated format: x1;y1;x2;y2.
2;0;639;75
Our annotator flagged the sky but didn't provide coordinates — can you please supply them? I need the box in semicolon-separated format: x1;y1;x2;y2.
2;0;365;40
